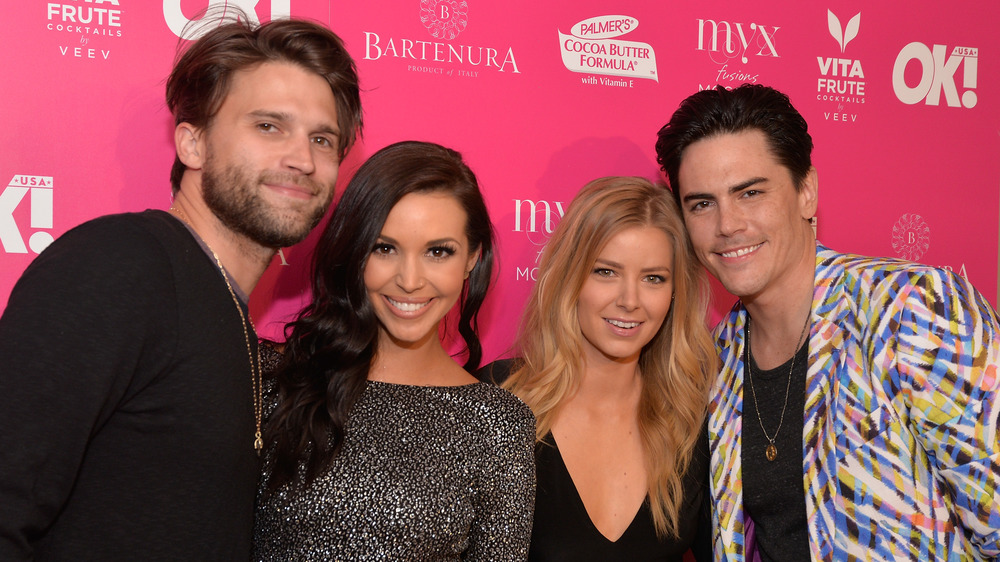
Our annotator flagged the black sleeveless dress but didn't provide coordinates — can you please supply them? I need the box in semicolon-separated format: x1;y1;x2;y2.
479;359;712;561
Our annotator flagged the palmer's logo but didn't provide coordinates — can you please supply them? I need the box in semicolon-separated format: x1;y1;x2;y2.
891;213;929;261
1;175;55;255
364;0;519;77
420;0;468;40
513;199;565;281
163;0;291;38
558;15;658;87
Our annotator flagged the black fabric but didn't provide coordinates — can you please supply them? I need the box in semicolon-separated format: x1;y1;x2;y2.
741;337;811;562
530;435;709;562
0;211;260;561
476;356;518;385
478;359;711;561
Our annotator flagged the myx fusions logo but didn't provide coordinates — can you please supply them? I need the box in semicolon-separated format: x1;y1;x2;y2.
558;15;658;88
364;0;520;78
695;17;780;90
511;198;565;282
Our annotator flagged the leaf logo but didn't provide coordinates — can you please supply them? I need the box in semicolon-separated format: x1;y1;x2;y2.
828;10;860;53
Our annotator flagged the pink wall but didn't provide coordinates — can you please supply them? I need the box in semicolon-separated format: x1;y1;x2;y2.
3;1;997;363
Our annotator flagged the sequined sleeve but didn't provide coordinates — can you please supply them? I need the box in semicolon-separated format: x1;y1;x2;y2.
463;387;536;561
257;341;284;420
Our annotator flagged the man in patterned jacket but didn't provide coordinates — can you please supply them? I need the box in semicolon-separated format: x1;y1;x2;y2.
655;84;999;560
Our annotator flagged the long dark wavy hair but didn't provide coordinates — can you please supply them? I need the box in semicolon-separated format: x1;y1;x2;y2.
264;141;495;492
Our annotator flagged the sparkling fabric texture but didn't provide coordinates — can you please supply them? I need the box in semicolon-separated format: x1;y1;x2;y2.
253;351;536;561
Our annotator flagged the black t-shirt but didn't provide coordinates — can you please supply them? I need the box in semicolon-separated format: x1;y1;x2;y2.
741;336;811;561
0;211;260;560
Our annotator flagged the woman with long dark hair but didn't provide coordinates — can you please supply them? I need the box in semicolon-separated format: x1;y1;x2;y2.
490;177;715;560
253;141;535;561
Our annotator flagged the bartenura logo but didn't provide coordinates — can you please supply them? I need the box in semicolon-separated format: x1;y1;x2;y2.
513;198;566;281
816;10;865;123
558;15;658;87
420;0;468;40
891;213;929;262
695;18;779;90
893;43;978;108
1;175;55;255
364;0;519;78
163;0;291;38
48;0;123;61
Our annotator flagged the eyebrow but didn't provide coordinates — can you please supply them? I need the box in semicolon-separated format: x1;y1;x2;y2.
594;258;671;274
681;176;767;204
376;235;462;247
248;109;340;137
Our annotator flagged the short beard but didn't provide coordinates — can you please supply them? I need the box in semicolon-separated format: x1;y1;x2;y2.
201;157;331;249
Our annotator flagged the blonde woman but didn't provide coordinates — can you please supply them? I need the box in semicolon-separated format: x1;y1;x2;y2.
487;177;716;560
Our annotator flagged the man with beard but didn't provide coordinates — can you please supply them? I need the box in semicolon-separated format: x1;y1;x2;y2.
0;18;361;561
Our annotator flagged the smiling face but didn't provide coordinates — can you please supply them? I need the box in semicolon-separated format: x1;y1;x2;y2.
576;226;675;367
676;129;817;303
364;191;480;352
194;61;342;248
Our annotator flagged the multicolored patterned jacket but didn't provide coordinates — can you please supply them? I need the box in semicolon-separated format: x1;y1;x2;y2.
708;244;1000;561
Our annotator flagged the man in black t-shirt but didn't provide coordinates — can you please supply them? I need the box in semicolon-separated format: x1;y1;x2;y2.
655;84;1000;560
0;16;361;561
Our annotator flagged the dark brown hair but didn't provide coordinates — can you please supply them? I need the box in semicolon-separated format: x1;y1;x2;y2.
265;141;495;492
165;17;362;192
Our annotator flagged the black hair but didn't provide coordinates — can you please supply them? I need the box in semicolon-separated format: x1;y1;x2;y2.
655;84;813;206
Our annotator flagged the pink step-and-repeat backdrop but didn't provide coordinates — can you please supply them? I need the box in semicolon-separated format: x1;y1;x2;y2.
3;0;998;362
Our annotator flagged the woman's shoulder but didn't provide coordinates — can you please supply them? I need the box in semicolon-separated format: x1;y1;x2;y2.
475;357;520;385
453;380;535;432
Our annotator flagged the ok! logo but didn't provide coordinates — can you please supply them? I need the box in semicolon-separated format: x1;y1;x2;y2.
0;175;55;255
162;0;290;38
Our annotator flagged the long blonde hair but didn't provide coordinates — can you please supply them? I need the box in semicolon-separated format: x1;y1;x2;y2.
503;176;717;538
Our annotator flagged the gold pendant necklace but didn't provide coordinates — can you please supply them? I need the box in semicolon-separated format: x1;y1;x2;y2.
743;313;810;462
170;206;263;455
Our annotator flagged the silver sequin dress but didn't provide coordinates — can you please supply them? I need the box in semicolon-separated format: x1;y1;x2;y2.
252;365;536;562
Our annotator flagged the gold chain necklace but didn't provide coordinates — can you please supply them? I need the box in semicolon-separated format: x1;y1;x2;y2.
169;206;263;455
743;312;810;462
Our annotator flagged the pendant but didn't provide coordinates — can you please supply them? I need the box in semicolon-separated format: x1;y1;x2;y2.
765;443;778;461
254;433;264;455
